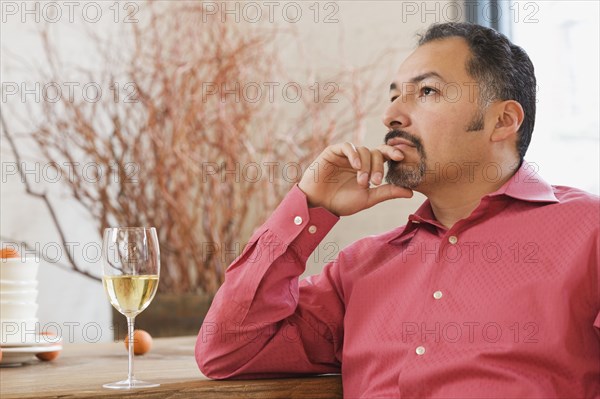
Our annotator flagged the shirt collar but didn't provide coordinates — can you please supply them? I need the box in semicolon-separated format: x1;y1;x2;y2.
387;160;558;245
387;200;441;245
488;160;559;203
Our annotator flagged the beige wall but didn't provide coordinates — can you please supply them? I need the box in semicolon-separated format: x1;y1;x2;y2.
1;0;460;340
295;1;457;276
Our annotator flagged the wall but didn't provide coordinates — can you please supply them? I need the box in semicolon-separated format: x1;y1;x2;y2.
2;0;472;342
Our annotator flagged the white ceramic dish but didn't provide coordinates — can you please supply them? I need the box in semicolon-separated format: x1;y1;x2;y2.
1;318;39;345
0;257;39;281
1;332;62;347
0;300;38;319
0;280;38;290
0;343;63;367
0;289;38;302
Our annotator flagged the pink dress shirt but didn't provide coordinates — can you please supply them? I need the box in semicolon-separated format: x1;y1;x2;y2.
195;161;600;398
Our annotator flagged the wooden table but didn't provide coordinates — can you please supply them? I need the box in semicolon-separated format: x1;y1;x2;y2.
0;336;342;398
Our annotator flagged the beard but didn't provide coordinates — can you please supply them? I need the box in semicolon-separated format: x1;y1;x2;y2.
384;129;427;189
384;109;485;189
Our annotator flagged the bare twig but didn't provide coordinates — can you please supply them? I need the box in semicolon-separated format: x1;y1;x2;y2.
1;114;100;281
2;2;381;295
0;236;101;282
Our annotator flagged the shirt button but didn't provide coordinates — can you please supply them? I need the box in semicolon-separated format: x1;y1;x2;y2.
294;216;303;225
448;235;458;244
415;346;426;356
433;290;443;300
308;225;317;234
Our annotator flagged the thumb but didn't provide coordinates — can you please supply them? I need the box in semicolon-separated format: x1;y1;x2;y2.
365;184;414;208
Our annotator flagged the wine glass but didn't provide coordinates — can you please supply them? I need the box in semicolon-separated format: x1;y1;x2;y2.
101;227;160;389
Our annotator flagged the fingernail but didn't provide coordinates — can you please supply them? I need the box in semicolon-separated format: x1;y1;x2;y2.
372;172;382;184
393;149;404;158
358;172;368;185
353;158;361;169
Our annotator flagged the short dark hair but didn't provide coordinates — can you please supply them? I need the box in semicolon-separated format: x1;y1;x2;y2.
418;22;536;160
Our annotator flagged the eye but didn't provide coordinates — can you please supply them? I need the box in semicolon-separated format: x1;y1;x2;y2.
420;86;438;96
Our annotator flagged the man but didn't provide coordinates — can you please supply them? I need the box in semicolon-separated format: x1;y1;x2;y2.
195;22;599;398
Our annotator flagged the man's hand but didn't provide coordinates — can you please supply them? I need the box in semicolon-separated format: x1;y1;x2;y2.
298;142;414;216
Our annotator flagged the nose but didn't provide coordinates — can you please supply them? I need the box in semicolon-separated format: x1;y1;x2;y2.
381;98;411;130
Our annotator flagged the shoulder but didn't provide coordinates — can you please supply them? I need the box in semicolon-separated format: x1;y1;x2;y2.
549;185;599;238
551;185;600;225
334;224;409;272
552;185;599;208
345;224;409;252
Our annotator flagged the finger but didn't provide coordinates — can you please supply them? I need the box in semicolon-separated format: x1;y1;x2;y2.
369;150;385;185
365;184;413;208
331;142;362;169
355;146;372;187
376;144;405;162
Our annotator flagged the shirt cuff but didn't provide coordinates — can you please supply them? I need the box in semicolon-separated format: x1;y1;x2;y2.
265;185;339;260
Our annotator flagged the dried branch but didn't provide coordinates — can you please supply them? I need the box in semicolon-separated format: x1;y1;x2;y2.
2;2;382;295
1;114;100;281
0;236;101;282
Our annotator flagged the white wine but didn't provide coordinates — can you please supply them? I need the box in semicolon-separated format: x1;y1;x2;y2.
101;227;161;389
103;275;159;317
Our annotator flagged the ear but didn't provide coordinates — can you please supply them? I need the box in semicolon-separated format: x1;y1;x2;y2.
490;100;524;143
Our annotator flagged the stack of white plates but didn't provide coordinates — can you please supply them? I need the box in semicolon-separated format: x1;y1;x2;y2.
1;336;63;366
0;257;62;366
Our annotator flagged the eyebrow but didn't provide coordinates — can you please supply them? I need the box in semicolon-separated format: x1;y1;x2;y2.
389;71;446;91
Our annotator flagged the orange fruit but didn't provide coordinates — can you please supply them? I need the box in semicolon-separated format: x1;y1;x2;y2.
35;332;61;361
0;248;19;258
124;329;152;355
36;350;60;361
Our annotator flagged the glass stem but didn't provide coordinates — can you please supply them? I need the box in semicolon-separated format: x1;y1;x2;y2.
127;316;135;384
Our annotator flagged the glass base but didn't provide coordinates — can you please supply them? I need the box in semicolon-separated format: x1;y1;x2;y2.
103;378;160;390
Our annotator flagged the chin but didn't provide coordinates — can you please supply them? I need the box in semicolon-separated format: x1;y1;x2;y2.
385;162;423;190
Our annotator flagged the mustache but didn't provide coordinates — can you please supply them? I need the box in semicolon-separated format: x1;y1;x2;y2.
384;129;424;153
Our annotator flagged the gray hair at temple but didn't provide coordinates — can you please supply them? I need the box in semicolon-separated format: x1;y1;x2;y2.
418;22;536;161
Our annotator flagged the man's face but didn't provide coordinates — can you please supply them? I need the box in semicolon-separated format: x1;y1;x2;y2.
382;37;492;191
